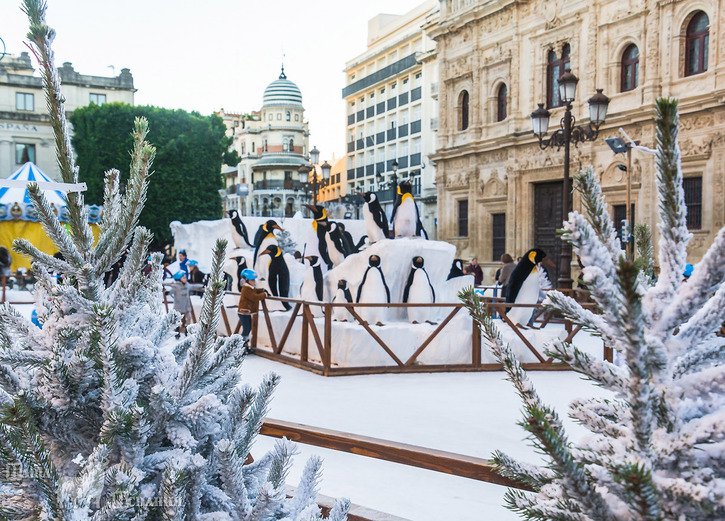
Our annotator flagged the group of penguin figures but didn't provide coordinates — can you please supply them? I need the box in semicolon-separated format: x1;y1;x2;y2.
226;181;438;325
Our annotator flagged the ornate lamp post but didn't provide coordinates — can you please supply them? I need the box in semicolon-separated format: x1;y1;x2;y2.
531;72;610;289
391;159;399;197
298;146;331;206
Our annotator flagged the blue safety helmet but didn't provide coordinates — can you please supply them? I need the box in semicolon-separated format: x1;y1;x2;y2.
683;263;694;277
241;268;258;280
188;260;198;267
173;270;186;280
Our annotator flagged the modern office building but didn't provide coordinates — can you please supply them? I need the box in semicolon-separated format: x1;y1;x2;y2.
0;52;135;180
343;1;440;237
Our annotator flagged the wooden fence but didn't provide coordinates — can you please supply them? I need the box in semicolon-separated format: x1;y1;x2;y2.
213;291;610;376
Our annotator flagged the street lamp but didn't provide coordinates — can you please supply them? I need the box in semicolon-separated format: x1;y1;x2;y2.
606;136;636;258
531;72;610;289
298;146;331;207
391;159;399;197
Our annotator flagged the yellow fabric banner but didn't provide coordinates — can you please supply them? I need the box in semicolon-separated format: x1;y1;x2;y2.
0;221;100;271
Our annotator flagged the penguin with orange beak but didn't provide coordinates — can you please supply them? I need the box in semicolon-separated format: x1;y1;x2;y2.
259;244;291;310
391;181;427;239
252;220;282;267
303;204;333;269
505;248;554;327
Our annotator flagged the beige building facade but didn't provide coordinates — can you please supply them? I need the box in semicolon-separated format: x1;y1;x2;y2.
429;0;724;283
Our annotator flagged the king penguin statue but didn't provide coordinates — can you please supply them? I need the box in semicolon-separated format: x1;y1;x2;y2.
391;181;427;239
356;254;390;326
403;256;436;324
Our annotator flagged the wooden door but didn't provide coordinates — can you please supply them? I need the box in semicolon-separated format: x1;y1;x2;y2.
534;181;564;285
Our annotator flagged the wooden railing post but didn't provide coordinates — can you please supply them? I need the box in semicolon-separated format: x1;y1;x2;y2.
251;312;258;349
1;276;6;304
472;306;481;368
301;304;309;363
604;345;613;363
323;304;332;376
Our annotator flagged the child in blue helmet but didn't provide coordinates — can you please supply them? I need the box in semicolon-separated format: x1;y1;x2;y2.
237;268;266;347
165;270;204;337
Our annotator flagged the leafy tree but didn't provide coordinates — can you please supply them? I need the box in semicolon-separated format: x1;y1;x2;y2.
462;98;725;520
0;2;348;520
71;103;240;247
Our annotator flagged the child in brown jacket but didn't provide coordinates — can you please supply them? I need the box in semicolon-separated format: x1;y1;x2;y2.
237;268;266;346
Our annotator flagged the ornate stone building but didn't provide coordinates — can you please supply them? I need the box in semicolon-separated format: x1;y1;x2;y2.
429;0;724;283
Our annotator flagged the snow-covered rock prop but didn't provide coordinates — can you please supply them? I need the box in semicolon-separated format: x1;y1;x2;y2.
0;5;349;519
461;98;725;520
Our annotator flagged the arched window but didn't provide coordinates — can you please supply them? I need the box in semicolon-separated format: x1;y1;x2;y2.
458;90;469;131
288;138;294;152
546;43;571;108
496;84;508;122
685;11;709;76
621;44;640;92
286;111;291;121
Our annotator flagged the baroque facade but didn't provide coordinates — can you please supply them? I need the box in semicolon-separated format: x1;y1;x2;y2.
0;52;135;180
343;1;440;237
217;68;314;217
429;0;725;283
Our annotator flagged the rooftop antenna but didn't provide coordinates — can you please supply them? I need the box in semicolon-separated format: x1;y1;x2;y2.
279;49;286;79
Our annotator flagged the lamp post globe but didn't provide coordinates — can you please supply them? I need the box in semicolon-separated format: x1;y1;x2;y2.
558;71;579;104
298;165;310;184
321;161;331;180
309;146;320;165
588;89;610;127
531;103;551;137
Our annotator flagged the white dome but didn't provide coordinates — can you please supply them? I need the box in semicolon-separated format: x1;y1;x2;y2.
262;67;303;109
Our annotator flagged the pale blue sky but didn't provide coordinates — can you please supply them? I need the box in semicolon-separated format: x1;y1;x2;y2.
2;0;426;162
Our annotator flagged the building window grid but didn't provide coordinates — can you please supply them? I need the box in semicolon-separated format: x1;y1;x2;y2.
621;44;640;92
685;11;709;77
459;90;470;131
458;199;469;237
492;213;506;261
16;92;34;111
15;143;36;164
546;44;571;108
496;84;508;122
683;176;703;229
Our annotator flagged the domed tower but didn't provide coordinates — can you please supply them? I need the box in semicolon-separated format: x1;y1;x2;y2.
250;67;311;217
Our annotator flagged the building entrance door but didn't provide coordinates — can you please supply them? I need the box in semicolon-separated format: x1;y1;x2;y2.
533;181;566;286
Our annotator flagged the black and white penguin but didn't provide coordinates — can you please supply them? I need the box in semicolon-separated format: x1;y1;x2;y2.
301;255;324;303
325;222;348;267
447;259;465;280
391;181;427;239
403;256;436;324
356;254;390;326
505;248;551;327
252;220;282;267
332;279;353;322
228;210;252;247
235;256;248;291
259;245;291;310
337;222;366;255
358;192;389;243
303;204;332;269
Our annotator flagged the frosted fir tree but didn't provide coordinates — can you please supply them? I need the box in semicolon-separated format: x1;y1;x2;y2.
462;97;725;520
276;226;298;256
0;2;349;520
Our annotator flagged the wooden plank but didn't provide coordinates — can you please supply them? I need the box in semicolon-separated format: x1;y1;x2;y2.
220;305;232;337
347;306;404;366
251;313;258;349
324;304;332;376
1;276;6;304
472;318;482;367
261;299;277;351
277;303;301;353
563;324;583;344
301;304;309;363
491;303;547;363
404;306;461;366
303;305;326;363
260;418;532;490
253;350;326;375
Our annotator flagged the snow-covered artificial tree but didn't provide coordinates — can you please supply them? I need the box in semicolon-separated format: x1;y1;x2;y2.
462;97;725;520
0;2;349;520
276;227;297;256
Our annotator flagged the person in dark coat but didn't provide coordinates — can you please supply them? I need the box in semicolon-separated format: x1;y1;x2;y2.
497;253;516;295
468;257;483;285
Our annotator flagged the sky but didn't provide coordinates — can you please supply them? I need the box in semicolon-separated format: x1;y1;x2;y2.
1;0;427;162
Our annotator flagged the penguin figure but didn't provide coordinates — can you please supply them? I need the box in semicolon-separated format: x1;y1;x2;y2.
259;245;291;311
505;248;552;327
235;256;248;292
228;210;252;247
303;204;333;269
252;220;282;267
337;222;366;255
332;279;353;322
356;254;390;326
447;259;465;280
301;256;325;317
403;256;436;324
325;222;348;267
391;181;427;239
359;192;389;243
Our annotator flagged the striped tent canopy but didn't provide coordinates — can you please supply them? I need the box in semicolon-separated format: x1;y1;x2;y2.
0;162;101;223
